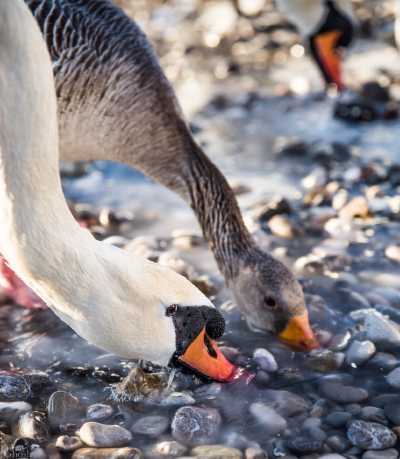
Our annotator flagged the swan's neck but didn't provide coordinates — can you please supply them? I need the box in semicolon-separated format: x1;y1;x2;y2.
0;0;96;320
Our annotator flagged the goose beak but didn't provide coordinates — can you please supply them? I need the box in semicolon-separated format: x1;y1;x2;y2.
178;327;237;382
278;311;319;351
314;30;344;90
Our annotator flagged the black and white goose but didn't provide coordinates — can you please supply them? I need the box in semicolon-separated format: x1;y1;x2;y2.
23;0;318;350
0;0;240;382
276;0;355;90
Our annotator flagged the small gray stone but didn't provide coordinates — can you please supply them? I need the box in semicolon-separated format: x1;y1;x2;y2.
48;391;84;429
72;447;142;458
152;440;187;457
244;447;267;459
249;403;287;435
160;391;195;406
253;348;278;372
78;422;132;448
191;445;242;458
319;455;346;459
384;403;400;425
171;406;221;446
347;420;397;450
261;389;310;417
86;404;113;421
346;341;376;366
0;401;31;422
360;406;387;424
326;434;350;452
352;309;400;349
55;435;83;452
131;415;169;437
0;374;31;401
329;331;352;351
325;411;352;428
386;367;400;388
319;381;368;403
368;353;399;372
286;435;323;454
362;449;399;459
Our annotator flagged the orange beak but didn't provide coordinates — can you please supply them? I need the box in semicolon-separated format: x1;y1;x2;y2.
315;30;344;91
278;311;319;351
178;327;237;382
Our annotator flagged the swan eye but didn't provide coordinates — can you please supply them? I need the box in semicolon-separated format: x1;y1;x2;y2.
166;304;178;317
264;296;277;309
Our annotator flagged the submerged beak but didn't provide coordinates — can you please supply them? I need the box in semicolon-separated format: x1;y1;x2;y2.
314;30;344;91
279;311;319;351
178;327;237;382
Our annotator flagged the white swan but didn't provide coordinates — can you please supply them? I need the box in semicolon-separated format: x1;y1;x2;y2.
276;0;355;90
0;0;236;382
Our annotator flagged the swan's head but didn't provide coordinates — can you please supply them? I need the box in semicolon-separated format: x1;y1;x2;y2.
166;304;237;382
231;250;319;351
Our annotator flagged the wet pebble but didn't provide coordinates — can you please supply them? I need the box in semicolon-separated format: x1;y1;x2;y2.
237;0;266;16
268;214;298;239
131;415;169;437
352;309;400;349
14;411;49;444
286;436;323;454
244;446;267;459
152;440;187;457
319;381;368;403
330;331;352;351
0;373;31;401
191;444;242;458
347;420;397;450
361;406;387;424
48;391;84;430
345;340;376;366
306;349;344;372
160;391;195;406
171;406;222;446
319;455;346;459
72;447;142;458
339;196;369;220
362;449;399;459
249;403;287;435
253;348;278;372
0;401;32;423
326;434;350;452
384;403;400;425
368;352;399;372
385;245;400;263
261;389;310;417
86;403;113;421
78;422;132;448
386;367;400;388
55;435;83;452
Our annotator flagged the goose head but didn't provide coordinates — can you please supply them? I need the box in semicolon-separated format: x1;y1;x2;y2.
230;249;318;351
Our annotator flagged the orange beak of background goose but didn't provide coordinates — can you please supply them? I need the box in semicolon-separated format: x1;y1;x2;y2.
178;327;237;382
314;30;344;91
278;311;319;351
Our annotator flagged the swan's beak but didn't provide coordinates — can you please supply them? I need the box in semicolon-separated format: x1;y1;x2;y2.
278;311;319;351
314;30;344;90
178;327;237;382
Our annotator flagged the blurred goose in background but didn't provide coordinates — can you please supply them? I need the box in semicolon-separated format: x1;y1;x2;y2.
276;0;355;90
0;0;239;382
22;0;318;350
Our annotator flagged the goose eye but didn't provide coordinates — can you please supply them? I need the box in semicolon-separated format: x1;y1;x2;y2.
264;296;277;309
166;304;178;317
